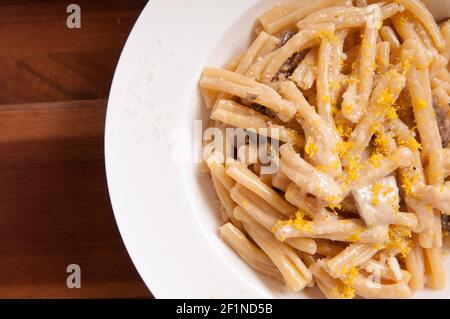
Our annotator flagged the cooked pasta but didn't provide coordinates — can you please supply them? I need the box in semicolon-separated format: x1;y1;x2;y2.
200;0;449;299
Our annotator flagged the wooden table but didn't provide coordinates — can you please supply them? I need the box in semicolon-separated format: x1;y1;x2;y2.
0;0;151;298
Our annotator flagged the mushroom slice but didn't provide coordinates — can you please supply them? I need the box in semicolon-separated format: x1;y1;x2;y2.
352;176;399;227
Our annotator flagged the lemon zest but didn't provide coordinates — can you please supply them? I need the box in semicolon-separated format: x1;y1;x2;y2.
273;210;313;233
386;225;412;257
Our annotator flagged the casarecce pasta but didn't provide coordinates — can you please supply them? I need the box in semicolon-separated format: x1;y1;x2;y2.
200;0;449;299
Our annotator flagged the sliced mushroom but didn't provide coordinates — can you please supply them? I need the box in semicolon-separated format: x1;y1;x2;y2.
272;52;305;81
442;215;450;231
352;176;399;227
279;31;294;48
245;91;259;101
434;104;450;147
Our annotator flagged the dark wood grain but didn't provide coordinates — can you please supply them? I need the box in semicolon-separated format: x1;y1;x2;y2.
0;0;147;105
0;0;151;298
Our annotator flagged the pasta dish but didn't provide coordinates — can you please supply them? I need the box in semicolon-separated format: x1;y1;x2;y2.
199;0;450;298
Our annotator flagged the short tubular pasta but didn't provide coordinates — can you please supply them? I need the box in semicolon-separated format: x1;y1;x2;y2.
405;234;426;291
219;222;282;280
279;143;343;203
235;207;313;291
329;29;348;102
352;273;413;299
258;3;300;30
441;21;450;62
211;175;233;224
394;212;418;229
229;184;317;254
279;81;342;176
393;14;426;45
284;183;335;220
297;6;365;29
346;66;406;159
226;160;297;216
425;247;446;289
326;243;381;279
262;23;336;81
355;7;381;120
229;183;283;230
235;31;280;75
279;80;340;148
201;67;297;121
418;185;450;215
394;0;444;49
316;39;334;124
211;99;303;145
310;259;356;299
271;170;291;192
296;3;402;30
380;25;401;50
290;47;318;90
315;239;345;257
376;41;391;74
207;158;233;188
260;0;342;34
274;219;389;243
286;237;317;255
430;54;448;80
201;0;448;299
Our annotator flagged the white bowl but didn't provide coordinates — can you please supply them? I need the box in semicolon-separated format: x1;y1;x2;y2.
105;0;450;298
